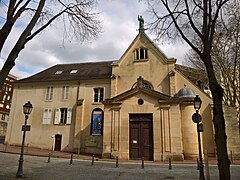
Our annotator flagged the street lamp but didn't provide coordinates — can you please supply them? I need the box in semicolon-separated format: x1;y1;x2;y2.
192;95;205;180
16;101;33;178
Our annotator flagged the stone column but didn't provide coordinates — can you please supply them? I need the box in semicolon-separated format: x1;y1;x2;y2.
181;102;199;159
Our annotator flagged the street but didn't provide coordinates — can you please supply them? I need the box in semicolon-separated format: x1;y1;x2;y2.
0;152;239;180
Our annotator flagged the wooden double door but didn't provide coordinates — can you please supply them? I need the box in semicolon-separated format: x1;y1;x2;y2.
129;114;153;161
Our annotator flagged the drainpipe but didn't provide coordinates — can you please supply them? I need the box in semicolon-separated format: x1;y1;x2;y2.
76;81;80;154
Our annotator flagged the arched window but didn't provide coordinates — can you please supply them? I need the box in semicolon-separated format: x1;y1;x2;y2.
90;108;104;135
131;77;154;90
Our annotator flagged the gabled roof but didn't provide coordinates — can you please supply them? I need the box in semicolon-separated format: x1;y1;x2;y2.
17;61;114;83
117;32;176;65
103;85;171;105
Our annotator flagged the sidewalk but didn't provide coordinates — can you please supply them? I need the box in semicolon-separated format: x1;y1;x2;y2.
0;143;91;160
0;143;239;165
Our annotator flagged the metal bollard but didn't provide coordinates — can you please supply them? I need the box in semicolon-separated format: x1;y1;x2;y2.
197;158;200;170
70;154;73;165
4;142;8;152
26;143;29;153
230;150;233;164
204;149;210;180
91;155;95;166
116;156;119;168
47;153;51;163
169;158;172;170
141;157;144;169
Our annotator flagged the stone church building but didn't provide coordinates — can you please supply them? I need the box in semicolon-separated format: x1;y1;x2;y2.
5;20;239;161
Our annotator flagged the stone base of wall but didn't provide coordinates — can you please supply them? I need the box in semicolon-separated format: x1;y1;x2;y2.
162;153;184;161
78;147;102;155
102;152;111;159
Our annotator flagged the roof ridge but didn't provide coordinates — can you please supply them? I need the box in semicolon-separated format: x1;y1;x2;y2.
55;60;116;66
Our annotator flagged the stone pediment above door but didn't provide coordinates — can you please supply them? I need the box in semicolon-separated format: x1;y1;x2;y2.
103;76;171;105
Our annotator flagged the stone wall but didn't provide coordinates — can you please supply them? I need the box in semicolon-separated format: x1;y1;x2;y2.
224;106;240;159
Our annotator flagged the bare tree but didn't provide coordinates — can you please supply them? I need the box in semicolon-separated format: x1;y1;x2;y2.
0;0;101;91
186;1;240;122
146;0;232;179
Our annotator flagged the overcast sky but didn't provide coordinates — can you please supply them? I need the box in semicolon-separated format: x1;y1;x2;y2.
0;0;190;79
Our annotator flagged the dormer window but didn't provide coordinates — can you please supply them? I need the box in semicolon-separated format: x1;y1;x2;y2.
70;70;78;74
134;48;148;60
55;71;63;75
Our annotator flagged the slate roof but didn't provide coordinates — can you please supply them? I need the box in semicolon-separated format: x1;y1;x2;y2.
17;60;207;88
17;61;114;83
175;64;208;89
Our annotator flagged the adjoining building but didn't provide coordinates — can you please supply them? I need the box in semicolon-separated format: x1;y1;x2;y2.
0;73;18;143
5;19;239;161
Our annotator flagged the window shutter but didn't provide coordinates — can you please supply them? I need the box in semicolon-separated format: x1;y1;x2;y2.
46;109;52;124
54;109;60;125
66;108;72;124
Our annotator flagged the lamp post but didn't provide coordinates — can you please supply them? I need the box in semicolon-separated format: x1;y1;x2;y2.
192;95;205;180
16;101;33;178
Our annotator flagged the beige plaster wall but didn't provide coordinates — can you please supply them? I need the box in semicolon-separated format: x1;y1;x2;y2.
112;35;174;97
6;81;78;151
174;70;216;157
181;104;199;158
103;92;184;161
169;104;184;160
74;79;111;154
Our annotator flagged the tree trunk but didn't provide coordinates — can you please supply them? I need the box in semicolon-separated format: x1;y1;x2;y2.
203;54;231;180
0;59;15;91
211;83;231;180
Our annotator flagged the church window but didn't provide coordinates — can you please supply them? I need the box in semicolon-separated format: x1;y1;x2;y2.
138;99;144;105
142;82;152;89
91;108;104;135
131;78;154;90
135;48;148;60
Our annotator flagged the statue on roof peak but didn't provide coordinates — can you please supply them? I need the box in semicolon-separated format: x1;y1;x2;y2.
138;15;145;33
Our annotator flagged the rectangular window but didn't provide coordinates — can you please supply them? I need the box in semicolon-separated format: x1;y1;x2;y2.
94;88;104;102
42;108;52;124
140;48;145;59
54;108;72;125
145;49;148;59
135;48;148;60
46;86;53;100
62;86;69;100
135;49;139;60
60;108;68;124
